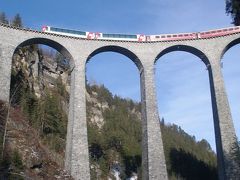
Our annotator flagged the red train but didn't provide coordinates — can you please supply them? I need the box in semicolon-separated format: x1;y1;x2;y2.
42;26;240;42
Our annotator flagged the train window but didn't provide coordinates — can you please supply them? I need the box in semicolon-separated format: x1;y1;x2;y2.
66;29;85;35
235;27;239;30
178;34;183;37
102;33;136;39
56;28;62;32
229;28;234;31
102;34;108;37
58;28;64;32
161;35;166;38
217;30;222;32
51;27;57;31
131;35;136;39
155;36;160;38
206;32;210;34
146;36;151;41
173;35;177;37
184;34;189;36
167;35;171;38
212;31;216;33
223;29;228;31
78;31;86;35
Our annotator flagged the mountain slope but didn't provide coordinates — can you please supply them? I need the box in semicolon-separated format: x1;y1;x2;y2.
86;84;218;180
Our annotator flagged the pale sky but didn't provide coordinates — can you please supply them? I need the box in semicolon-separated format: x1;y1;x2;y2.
1;0;239;151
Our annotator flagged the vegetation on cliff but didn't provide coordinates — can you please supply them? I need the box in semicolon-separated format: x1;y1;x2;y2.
0;40;72;179
86;84;218;179
87;84;142;179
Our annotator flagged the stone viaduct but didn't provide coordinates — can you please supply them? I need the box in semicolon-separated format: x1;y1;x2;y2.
0;23;239;180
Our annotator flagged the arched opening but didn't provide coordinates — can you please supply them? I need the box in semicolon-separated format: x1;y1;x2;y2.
86;46;142;179
155;45;218;179
2;38;74;179
221;39;240;141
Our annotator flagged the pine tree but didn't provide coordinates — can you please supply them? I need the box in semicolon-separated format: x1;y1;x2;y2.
11;13;23;27
0;12;8;24
226;0;240;25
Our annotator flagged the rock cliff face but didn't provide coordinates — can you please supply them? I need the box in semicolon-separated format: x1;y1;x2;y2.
1;45;73;179
86;90;106;129
12;46;70;98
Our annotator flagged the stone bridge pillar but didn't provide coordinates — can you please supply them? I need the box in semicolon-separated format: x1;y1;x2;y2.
140;61;168;180
208;55;240;180
65;66;75;172
0;44;15;102
64;53;90;180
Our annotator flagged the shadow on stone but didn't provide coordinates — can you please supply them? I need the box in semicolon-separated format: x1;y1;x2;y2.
224;140;240;179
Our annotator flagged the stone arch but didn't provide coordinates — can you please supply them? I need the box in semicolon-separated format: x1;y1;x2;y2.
13;37;74;68
10;37;75;172
153;44;218;178
86;45;143;71
221;37;240;59
85;45;144;178
154;45;210;67
220;37;240;139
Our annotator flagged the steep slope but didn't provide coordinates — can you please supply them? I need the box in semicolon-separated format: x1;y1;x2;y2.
0;105;72;179
0;45;72;179
86;84;218;180
161;120;217;179
86;84;142;179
